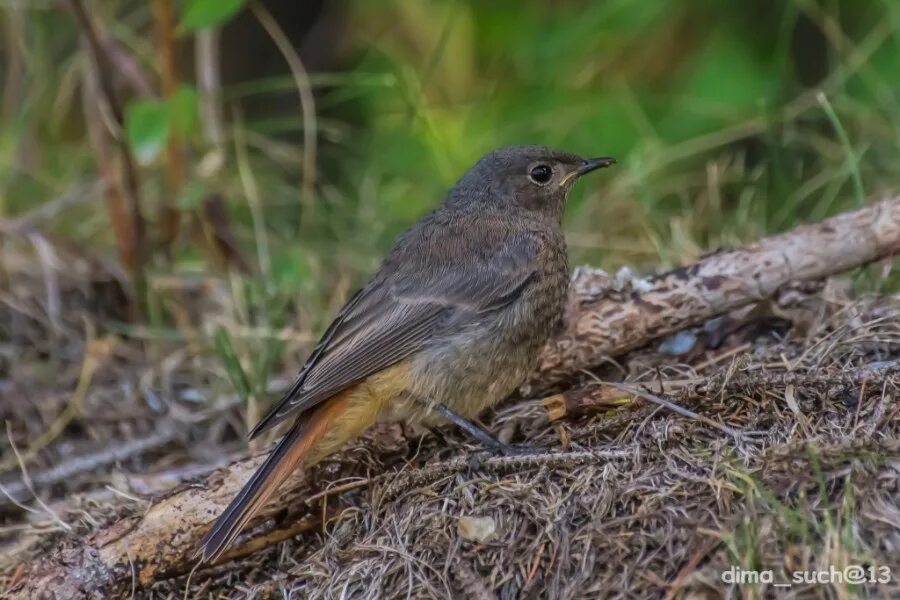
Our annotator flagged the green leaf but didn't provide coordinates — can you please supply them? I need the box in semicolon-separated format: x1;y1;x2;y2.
272;249;310;291
169;85;199;136
124;86;198;164
176;179;207;210
212;326;252;400
179;0;248;31
124;99;170;163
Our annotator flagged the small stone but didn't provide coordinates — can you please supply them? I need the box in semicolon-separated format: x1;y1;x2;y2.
457;515;497;543
658;330;698;355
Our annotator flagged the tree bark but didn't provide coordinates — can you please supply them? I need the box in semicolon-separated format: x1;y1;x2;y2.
13;453;319;598
528;196;900;393
10;197;900;599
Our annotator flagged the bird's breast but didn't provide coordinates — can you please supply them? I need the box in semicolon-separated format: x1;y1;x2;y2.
398;257;568;422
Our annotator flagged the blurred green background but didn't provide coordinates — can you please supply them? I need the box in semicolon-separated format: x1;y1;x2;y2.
1;0;898;341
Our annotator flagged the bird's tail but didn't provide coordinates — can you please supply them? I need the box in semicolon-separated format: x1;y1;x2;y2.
198;394;350;562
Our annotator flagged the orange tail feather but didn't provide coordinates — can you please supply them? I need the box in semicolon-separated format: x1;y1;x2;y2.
198;394;349;562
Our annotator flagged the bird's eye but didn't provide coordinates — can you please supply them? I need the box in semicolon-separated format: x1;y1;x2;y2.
528;164;553;185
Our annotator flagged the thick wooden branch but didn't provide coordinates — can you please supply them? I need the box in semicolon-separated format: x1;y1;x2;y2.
11;444;362;596
528;196;900;394
9;197;900;598
11;453;318;598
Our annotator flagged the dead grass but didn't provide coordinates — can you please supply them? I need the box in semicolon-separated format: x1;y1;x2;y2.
1;239;899;599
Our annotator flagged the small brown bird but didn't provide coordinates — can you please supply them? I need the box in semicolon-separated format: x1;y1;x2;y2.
200;145;614;560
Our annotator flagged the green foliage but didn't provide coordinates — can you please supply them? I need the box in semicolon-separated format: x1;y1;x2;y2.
124;85;198;163
124;99;170;163
169;85;200;136
2;0;898;375
176;179;208;210
178;0;248;32
212;326;253;402
272;248;311;292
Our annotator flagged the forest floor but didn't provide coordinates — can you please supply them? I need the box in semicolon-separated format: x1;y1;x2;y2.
1;238;899;599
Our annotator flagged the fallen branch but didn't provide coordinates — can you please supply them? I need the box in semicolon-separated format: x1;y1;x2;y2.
10;198;900;597
11;452;292;598
0;429;177;507
528;196;900;393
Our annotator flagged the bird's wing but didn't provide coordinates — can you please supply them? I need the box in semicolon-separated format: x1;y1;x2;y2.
248;234;540;438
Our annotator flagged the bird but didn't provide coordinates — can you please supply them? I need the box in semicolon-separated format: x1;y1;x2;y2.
199;145;615;560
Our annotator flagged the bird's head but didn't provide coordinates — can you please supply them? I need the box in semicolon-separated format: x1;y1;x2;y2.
447;145;615;222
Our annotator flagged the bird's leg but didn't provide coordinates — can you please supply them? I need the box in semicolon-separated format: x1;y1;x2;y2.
433;403;538;457
425;425;448;447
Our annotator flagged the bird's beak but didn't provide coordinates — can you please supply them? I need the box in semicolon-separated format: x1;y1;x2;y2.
577;156;616;176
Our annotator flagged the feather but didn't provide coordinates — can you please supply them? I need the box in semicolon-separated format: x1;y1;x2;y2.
198;393;350;562
249;224;542;439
